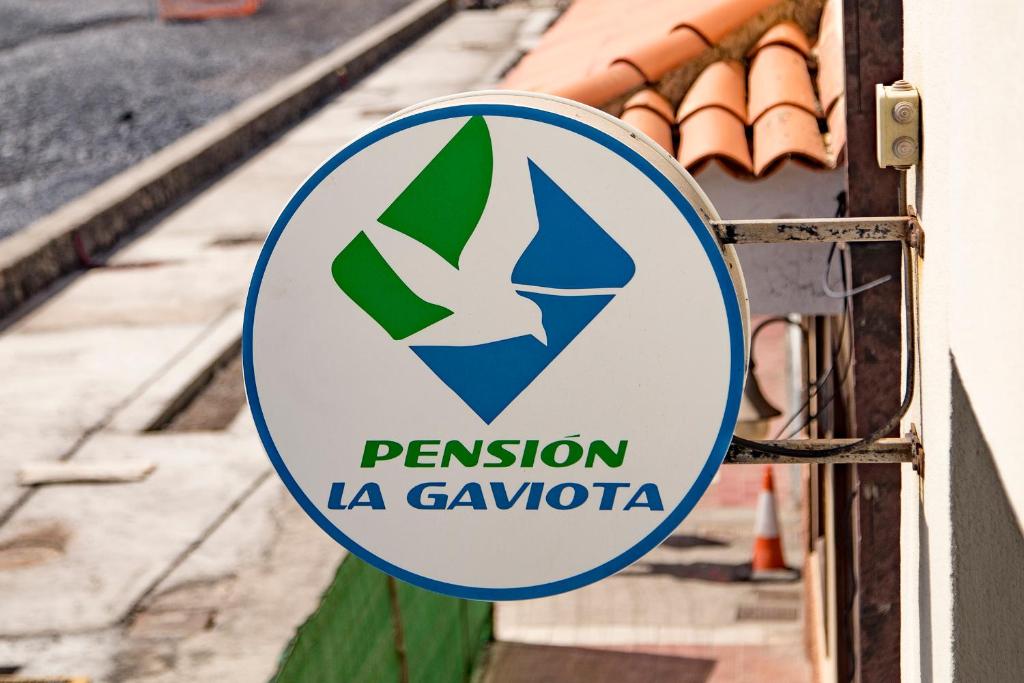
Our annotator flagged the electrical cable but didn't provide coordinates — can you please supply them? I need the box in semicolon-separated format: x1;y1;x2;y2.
745;197;855;441
784;318;858;440
764;243;850;440
776;244;861;439
823;272;892;298
822;236;892;299
749;315;803;345
770;349;836;439
733;228;917;457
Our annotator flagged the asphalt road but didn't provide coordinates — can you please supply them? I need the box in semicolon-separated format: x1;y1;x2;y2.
0;0;413;238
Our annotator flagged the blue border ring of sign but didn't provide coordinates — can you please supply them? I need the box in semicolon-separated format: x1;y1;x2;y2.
242;102;746;601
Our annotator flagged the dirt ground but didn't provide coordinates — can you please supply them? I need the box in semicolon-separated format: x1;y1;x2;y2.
0;0;413;238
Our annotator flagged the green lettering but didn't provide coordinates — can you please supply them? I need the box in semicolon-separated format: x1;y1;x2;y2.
406;440;440;467
485;440;518;467
540;438;583;467
361;440;403;468
519;440;538;467
442;440;482;467
586;440;627;467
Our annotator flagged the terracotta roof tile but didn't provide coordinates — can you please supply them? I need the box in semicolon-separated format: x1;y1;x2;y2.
683;0;781;42
678;106;754;174
622;89;675;153
612;27;707;83
503;1;848;176
502;0;781;108
677;60;747;123
553;62;646;109
623;88;675;122
748;20;811;56
747;43;818;124
752;104;829;175
814;0;844;114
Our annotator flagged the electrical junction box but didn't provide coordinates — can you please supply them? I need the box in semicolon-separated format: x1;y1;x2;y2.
876;80;921;169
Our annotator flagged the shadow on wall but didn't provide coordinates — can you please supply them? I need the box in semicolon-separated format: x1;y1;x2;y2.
918;496;933;683
950;355;1024;680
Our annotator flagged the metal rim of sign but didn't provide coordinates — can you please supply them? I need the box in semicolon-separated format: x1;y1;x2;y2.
243;94;748;600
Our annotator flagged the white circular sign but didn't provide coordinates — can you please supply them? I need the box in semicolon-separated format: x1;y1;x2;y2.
245;92;746;600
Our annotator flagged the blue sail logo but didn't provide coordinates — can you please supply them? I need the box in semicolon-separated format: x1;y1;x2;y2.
332;117;635;423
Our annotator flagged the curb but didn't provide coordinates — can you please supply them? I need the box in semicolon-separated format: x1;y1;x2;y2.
0;0;455;320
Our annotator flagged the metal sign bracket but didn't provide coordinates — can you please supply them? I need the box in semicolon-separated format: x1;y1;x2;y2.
711;215;922;247
713;212;924;466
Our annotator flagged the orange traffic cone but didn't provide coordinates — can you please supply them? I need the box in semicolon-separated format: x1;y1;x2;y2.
159;0;262;21
752;466;786;572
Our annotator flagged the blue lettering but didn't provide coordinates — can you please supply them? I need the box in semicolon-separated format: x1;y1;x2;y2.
407;482;447;510
545;482;588;510
490;482;534;509
347;482;386;510
525;482;544;509
592;482;630;510
624;483;664;511
327;482;347;509
448;483;487;510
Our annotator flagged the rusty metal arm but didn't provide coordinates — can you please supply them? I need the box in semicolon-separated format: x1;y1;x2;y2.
711;216;919;246
726;437;918;465
717;213;925;468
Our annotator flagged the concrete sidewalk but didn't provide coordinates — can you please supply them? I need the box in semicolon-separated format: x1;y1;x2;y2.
0;5;549;680
489;463;811;683
0;3;813;681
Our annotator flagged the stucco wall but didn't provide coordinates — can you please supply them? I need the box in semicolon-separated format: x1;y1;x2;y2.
902;2;1024;680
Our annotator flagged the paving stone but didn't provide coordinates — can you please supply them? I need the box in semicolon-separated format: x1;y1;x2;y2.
109;308;244;434
0;321;209;517
119;477;345;683
0;630;120;682
243;139;354;181
359;44;506;91
483;641;718;683
497;518;804;644
0;432;267;635
0;433;73;514
146;470;281;588
0;324;207;458
17;254;254;332
495;464;809;678
273;104;384;146
416;7;530;49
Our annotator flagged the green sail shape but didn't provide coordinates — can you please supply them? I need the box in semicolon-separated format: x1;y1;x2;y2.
377;116;492;269
332;231;453;340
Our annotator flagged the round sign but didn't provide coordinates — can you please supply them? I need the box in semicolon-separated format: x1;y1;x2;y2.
244;92;747;600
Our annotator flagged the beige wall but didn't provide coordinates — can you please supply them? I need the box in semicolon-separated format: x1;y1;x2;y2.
902;2;1024;680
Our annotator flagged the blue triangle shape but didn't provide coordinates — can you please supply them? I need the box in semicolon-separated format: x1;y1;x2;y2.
511;160;635;289
411;293;613;423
